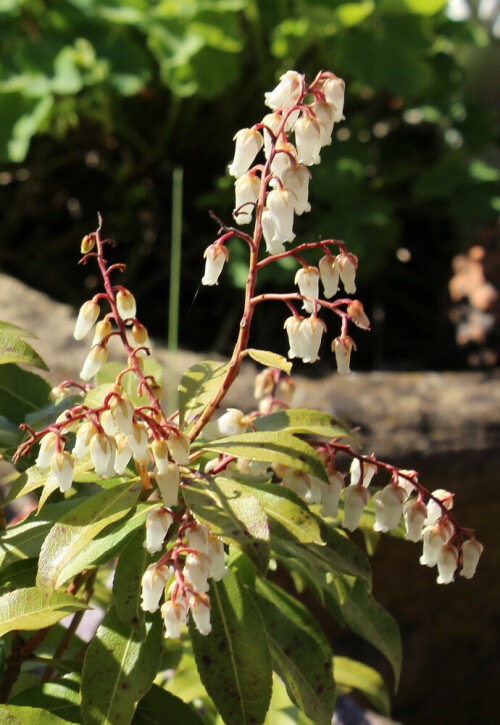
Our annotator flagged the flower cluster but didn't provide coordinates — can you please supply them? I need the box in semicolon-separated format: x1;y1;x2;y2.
141;521;228;637
201;70;370;375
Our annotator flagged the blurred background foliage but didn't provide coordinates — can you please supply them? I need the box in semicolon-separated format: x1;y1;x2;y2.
0;0;499;369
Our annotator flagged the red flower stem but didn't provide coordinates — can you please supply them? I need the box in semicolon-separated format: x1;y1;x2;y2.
257;239;346;269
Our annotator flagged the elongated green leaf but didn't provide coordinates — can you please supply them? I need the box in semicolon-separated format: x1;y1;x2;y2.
0;705;75;725
202;431;328;482
334;656;390;716
226;478;323;545
0;331;48;369
190;572;272;725
0;588;88;637
0;558;37;588
246;349;292;374
9;674;82;723
183;477;270;574
251;581;335;725
341;578;402;688
0;364;51;424
178;360;229;427
5;458;95;507
113;526;148;637
253;408;354;442
25;395;82;432
0;320;37;338
81;606;163;725
37;481;142;590
0;415;23;448
135;685;205;725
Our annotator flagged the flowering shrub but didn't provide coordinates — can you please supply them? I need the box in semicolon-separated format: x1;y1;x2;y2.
0;71;482;725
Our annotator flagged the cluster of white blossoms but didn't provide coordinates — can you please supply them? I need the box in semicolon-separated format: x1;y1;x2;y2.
140;522;228;638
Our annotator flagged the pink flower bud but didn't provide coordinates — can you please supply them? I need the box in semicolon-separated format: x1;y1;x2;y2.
347;300;370;330
74;300;100;340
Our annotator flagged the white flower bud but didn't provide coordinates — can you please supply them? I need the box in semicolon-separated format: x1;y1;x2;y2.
265;188;295;245
372;484;406;533
116;289;136;322
127;422;149;461
299;315;326;363
282;469;309;500
319;255;340;298
262;209;286;255
420;521;453;567
436;543;459;584
186;524;210;555
131;321;152;352
234;173;261;225
207;536;228;581
111;397;136;436
342;484;370;531
161;599;187;639
281;163;311;215
322;76;345;122
151;439;170;474
144;508;173;554
202;245;228;286
425;489;454;526
294;114;322;166
114;433;133;475
90;433;116;478
460;539;483;579
140;564;170;613
167;431;191;466
91;318;112;347
303;474;324;505
347;300;370;330
350;457;377;487
184;553;210;593
404;498;427;542
264;70;302;110
295;266;320;313
100;409;118;437
321;472;344;518
50;450;74;493
217;408;248;437
36;432;59;470
262;112;282;157
228;128;263;178
284;315;305;360
73;421;96;460
332;337;355;375
270;138;297;180
338;253;358;294
189;596;212;636
74;300;100;340
312;100;336;146
155;463;180;508
80;344;108;381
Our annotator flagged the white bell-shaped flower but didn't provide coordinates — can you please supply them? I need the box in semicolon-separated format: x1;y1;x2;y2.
114;433;133;475
322;76;345;122
262;112;282;158
161;599;187;639
295;266;320;313
151;439;170;475
404;498;427;542
111;397;136;436
155;463;180;508
202;245;228;286
436;543;459;584
332;336;355;375
217;408;248;437
321;472;345;518
234;173;261;225
460;539;483;579
303;474;324;505
127;422;149;461
91;318;112;348
207;536;228;581
74;300;100;340
372;484;406;533
284;315;305;359
262;209;286;255
319;255;340;298
140;564;170;613
186;524;210;555
80;344;108;381
312;100;336;146
189;596;212;636
270;138;297;181
281;163;311;215
228;128;263;178
100;409;118;437
36;432;59;470
294;114;323;165
299;315;326;363
167;431;191;466
90;433;116;477
425;489;454;526
282;469;310;500
50;451;74;493
264;70;302;110
350;457;377;487
420;521;453;567
184;553;211;593
266;188;296;245
72;422;96;460
338;253;358;294
342;484;370;531
144;508;173;554
131;321;152;353
116;289;137;322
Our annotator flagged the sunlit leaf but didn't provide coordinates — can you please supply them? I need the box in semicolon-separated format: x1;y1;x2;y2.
252;409;354;442
246;349;292;374
178;360;229;428
135;685;205;725
0;705;76;725
334;656;390;716
8;673;82;723
113;526;148;637
0;320;37;338
0;588;88;637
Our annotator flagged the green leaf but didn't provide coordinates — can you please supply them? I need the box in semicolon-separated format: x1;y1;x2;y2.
183;476;270;574
341;578;402;689
0;415;23;448
0;705;76;725
0;364;51;424
403;0;447;14
246;349;292;374
37;481;142;590
0;588;88;637
190;572;272;725
0;320;37;338
334;656;390;716
201;431;328;482
95;359;164;406
178;360;229;427
81;606;163;725
0;330;48;370
335;1;374;27
317;521;372;584
218;478;323;546
0;558;37;588
25;395;83;433
8;674;82;723
252;409;354;442
113;526;148;637
252;580;335;725
134;685;205;725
